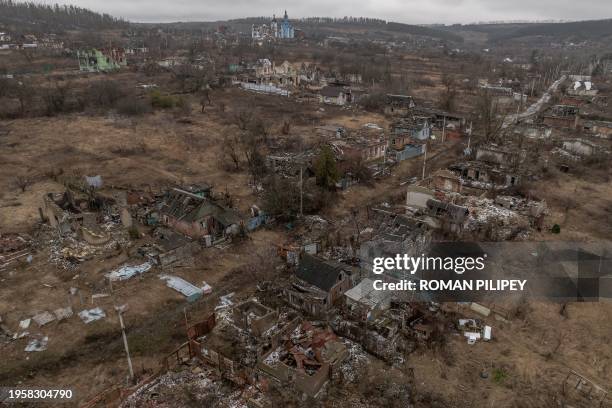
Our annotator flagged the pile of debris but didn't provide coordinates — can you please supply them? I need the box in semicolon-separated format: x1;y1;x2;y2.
264;321;347;373
45;227;129;269
461;195;546;240
458;318;492;345
0;233;31;271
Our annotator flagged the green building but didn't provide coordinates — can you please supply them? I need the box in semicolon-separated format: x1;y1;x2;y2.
77;48;127;72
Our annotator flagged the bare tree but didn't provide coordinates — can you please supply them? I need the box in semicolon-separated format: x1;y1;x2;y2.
220;132;241;171
234;110;253;130
42;81;71;116
475;90;505;143
199;89;211;113
239;130;267;184
439;73;457;111
19;48;35;63
12;82;35;117
13;175;32;192
281;120;290;135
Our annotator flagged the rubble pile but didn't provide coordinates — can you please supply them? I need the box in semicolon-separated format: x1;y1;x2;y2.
462;195;545;241
45;225;130;269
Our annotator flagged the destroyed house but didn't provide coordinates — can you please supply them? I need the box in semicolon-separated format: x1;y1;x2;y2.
258;320;348;397
390;116;431;141
542;105;579;129
250;58;273;79
392;143;426;162
450;161;521;189
567;80;598;97
562;138;599;156
273;60;300;86
41;190;116;244
330;311;407;361
319;85;352;106
233;300;278;337
431;169;462;193
159;188;243;240
513;124;552;140
560;95;588;107
359;212;432;279
189;304;348;398
77;48;126;72
406;186;435;210
315;124;345;139
266;152;315;178
414;107;466;130
344;278;393;321
426;199;469;231
582;120;612;139
139;227;199;268
475;144;523;167
387;119;427;161
329;133;387;163
41;191;83;234
384;94;416;116
285;254;356;317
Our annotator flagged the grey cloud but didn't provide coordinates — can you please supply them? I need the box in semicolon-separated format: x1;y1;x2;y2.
51;0;612;24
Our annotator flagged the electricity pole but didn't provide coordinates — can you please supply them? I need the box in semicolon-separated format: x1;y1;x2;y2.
116;306;135;382
299;166;303;217
442;116;446;144
422;143;427;180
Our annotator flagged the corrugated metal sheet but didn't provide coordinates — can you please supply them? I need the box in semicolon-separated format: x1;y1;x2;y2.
160;275;203;302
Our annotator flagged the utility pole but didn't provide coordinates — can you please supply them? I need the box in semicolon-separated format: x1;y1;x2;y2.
441;116;446;144
299;166;303;217
109;275;133;383
421;143;427;180
467;121;472;154
116;306;134;382
515;100;521;124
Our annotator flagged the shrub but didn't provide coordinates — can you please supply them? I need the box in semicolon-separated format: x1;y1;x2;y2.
175;96;191;115
88;80;123;108
551;224;561;234
492;368;508;384
150;90;177;109
116;96;151;116
359;93;387;112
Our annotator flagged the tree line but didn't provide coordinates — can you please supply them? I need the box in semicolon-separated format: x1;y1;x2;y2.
0;0;127;33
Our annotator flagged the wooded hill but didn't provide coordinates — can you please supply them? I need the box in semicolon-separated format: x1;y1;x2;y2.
447;19;612;44
0;0;127;33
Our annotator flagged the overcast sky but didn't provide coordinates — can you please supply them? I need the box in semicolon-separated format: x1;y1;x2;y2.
47;0;612;24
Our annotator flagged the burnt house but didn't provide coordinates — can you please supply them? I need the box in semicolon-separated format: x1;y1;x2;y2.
390;116;431;141
319;85;352;106
329;127;387;163
567;80;598;97
582;120;612;139
232;300;278;337
158;188;243;241
316;124;346;139
138;227;199;268
258;320;348;397
41;190;115;244
266;151;316;178
41;191;83;234
560;95;588;107
475;144;524;167
450;161;521;190
431;169;462;193
414;107;466;131
426;199;469;223
285;254;357;317
384;94;416;116
542;105;579;129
